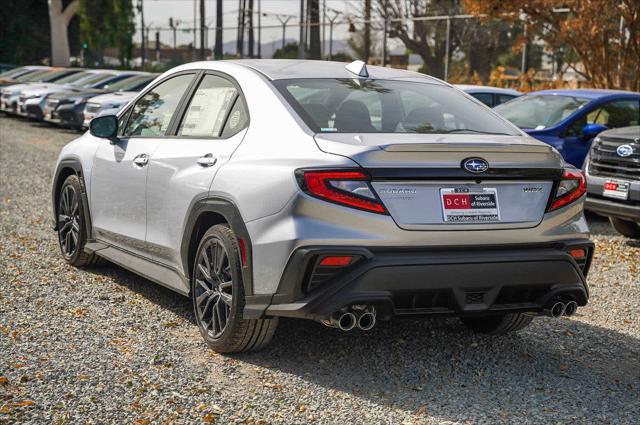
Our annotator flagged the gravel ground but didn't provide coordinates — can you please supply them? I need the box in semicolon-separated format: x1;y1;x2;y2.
1;115;639;424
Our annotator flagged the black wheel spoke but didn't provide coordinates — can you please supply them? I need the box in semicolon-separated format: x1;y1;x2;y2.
197;263;213;284
218;291;232;306
58;184;81;258
194;236;233;340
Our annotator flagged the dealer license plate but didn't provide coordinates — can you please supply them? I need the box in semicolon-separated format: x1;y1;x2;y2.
603;180;630;200
440;188;500;223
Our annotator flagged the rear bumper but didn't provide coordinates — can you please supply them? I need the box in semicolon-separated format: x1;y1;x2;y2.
244;240;593;320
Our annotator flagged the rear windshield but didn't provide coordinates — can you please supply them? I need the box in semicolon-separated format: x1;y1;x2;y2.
274;78;519;135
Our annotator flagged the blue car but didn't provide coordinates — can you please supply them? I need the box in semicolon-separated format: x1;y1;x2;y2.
494;89;640;167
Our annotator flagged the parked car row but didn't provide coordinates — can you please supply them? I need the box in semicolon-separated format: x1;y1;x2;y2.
0;66;157;130
493;89;639;238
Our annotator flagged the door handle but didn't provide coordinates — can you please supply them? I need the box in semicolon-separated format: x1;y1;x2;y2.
133;154;149;167
197;154;217;167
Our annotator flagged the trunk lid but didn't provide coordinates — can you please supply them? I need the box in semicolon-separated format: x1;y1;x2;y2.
314;133;562;230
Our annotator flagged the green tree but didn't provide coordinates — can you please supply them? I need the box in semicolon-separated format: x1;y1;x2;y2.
79;0;135;67
273;42;302;59
0;0;51;64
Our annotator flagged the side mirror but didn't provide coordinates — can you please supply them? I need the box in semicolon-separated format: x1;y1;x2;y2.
582;123;607;141
89;115;118;142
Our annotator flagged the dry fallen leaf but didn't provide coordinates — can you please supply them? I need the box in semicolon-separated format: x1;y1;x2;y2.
203;413;216;423
0;377;9;385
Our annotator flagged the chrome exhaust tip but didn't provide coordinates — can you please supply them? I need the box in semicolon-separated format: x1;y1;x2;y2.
564;301;578;317
550;302;566;318
357;312;376;331
338;312;357;331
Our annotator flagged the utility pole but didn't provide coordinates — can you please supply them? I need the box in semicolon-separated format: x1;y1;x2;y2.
248;0;255;57
193;0;197;60
308;0;321;59
214;0;223;60
520;13;528;74
276;15;292;49
237;0;246;57
322;0;326;58
138;0;146;67
364;0;371;62
382;0;388;66
257;0;261;58
298;0;305;59
155;31;160;62
169;18;177;55
200;0;205;60
326;10;340;61
444;16;451;81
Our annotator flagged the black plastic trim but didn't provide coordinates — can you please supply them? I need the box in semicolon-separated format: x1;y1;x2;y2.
51;158;93;240
367;167;564;181
249;240;594;320
180;196;255;296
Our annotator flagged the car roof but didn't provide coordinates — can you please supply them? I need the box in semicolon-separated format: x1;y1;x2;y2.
186;59;447;84
527;88;640;99
454;84;521;96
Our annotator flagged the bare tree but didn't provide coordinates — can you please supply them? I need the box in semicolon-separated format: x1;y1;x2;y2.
376;0;461;78
48;0;79;66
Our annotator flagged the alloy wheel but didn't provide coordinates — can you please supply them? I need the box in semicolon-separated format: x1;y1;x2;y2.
194;238;233;339
58;184;81;257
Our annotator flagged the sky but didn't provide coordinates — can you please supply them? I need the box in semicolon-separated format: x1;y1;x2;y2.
135;0;368;55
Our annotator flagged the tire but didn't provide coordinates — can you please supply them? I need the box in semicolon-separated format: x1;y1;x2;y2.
461;313;533;335
610;217;640;239
192;224;278;353
56;174;100;267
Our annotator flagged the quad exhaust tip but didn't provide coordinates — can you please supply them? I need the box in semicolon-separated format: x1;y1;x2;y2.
544;299;579;318
322;305;377;331
550;302;566;318
564;301;578;317
357;311;376;331
337;312;357;331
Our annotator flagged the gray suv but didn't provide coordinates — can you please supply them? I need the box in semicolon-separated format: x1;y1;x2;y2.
52;60;593;353
584;126;640;238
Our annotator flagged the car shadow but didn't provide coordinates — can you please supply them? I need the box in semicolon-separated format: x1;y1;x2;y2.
87;260;638;421
79;214;637;421
236;316;638;421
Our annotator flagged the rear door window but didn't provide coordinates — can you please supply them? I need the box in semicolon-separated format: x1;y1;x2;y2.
178;74;238;137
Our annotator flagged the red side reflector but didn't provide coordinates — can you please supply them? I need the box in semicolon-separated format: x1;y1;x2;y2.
237;238;248;267
319;255;353;267
569;248;586;259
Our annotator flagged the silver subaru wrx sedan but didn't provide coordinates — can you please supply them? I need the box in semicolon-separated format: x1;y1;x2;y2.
52;60;593;353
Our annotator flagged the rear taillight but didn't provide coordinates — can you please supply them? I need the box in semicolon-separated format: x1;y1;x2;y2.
297;170;387;214
548;169;586;212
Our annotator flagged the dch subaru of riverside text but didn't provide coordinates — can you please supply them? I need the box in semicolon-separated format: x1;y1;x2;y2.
51;60;593;353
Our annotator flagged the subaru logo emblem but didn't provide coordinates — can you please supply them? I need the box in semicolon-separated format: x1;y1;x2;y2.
462;158;489;173
616;144;634;157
